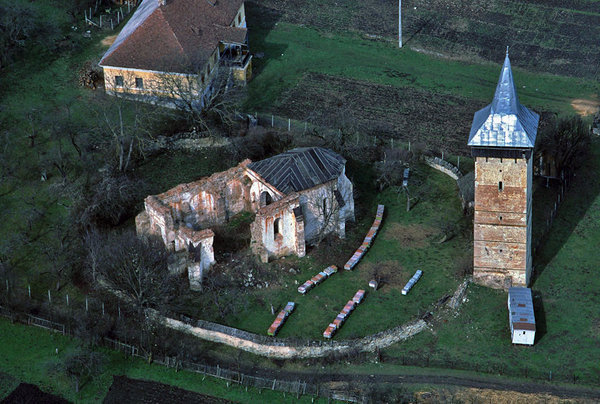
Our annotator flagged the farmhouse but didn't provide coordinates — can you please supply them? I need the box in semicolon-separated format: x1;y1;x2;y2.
99;0;251;107
468;50;539;289
135;147;355;289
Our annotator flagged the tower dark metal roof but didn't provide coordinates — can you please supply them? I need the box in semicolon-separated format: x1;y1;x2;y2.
468;51;539;149
248;147;346;194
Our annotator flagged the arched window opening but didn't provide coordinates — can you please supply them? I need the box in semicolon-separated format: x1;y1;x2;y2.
260;191;272;207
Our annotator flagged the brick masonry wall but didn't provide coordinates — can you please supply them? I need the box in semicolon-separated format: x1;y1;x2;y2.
474;156;532;288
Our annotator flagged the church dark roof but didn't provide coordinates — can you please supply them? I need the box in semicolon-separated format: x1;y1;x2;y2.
468;51;539;149
248;147;346;194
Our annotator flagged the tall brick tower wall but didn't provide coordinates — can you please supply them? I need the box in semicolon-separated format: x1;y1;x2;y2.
473;154;533;288
467;49;538;289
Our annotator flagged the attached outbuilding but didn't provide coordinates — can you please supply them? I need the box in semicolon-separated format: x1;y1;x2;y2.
507;287;536;345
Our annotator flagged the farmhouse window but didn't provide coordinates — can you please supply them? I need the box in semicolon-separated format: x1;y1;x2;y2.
115;75;124;87
498;181;503;192
135;77;144;89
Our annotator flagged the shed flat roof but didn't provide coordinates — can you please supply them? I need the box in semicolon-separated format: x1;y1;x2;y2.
508;287;536;331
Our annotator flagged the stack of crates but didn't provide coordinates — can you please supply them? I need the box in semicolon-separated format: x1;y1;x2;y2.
323;323;337;339
297;265;338;294
267;302;295;336
352;289;365;304
344;205;385;270
323;289;366;338
401;270;423;295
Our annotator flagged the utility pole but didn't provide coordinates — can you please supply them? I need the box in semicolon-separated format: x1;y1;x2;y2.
398;0;402;48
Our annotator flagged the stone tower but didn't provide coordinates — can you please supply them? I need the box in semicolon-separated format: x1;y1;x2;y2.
468;50;539;289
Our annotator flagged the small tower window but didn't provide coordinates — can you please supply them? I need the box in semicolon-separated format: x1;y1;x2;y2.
498;181;504;192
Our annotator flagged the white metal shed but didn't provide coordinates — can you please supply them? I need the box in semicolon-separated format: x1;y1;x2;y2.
508;287;536;345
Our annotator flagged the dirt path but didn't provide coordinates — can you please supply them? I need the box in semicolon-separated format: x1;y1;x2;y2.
101;34;117;47
247;366;600;400
571;99;599;116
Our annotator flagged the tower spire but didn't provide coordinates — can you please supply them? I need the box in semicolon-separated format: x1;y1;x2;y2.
467;49;539;148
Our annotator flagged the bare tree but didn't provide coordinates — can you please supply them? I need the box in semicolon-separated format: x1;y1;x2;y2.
53;348;104;393
89;95;156;173
150;64;241;136
89;230;180;312
306;181;351;245
536;115;591;179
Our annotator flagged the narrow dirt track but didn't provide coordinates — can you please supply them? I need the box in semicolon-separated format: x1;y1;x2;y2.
236;365;600;400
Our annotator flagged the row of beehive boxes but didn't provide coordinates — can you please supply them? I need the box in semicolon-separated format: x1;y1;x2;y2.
267;301;295;336
297;265;338;294
323;289;365;339
344;205;385;271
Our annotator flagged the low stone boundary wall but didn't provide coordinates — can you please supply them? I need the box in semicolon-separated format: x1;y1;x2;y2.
424;156;463;180
159;312;426;359
152;279;471;359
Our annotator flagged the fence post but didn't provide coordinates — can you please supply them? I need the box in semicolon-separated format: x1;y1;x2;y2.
457;156;460;169
85;297;88;312
48;290;51;304
102;302;105;316
111;19;113;30
5;279;8;293
408;140;411;151
28;285;31;299
100;15;102;28
66;294;69;306
442;151;444;160
288;119;290;131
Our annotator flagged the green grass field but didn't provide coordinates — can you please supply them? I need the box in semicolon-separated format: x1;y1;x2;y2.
1;0;600;394
168;161;469;339
245;8;600;115
381;139;600;385
0;318;334;403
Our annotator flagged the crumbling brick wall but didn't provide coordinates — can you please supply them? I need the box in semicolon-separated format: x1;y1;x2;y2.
136;149;355;286
250;194;305;263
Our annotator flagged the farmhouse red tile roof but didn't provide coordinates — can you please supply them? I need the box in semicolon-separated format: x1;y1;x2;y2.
100;0;246;73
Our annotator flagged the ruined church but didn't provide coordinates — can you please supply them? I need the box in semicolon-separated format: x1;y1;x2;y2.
468;51;539;289
136;147;355;289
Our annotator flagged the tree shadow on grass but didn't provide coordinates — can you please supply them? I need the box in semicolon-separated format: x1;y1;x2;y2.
245;1;288;78
531;140;600;286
